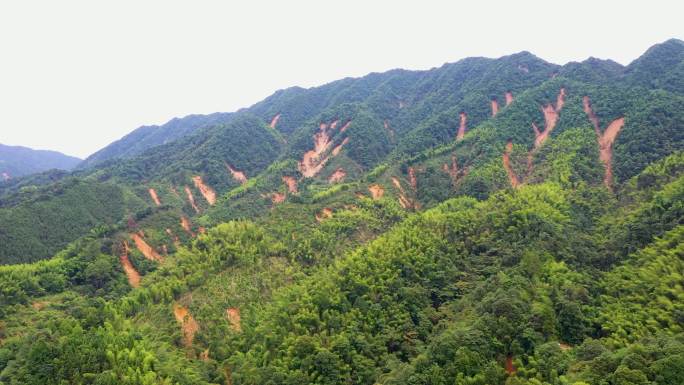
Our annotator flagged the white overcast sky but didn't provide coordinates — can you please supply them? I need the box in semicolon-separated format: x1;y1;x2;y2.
1;1;682;158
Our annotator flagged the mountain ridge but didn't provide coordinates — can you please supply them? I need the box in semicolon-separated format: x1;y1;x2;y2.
0;39;683;385
0;143;81;179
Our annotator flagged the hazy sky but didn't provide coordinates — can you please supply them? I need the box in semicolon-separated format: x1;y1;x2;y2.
1;1;682;158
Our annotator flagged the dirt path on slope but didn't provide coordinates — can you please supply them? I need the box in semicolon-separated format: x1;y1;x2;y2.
505;91;514;106
533;88;566;149
282;176;298;193
269;113;281;128
226;164;248;184
269;192;286;204
180;216;195;237
491;99;500;117
119;241;141;288
331;137;349;156
173;303;199;347
315;207;333;222
442;155;459;181
226;307;241;332
340;120;352;132
299;122;334;177
368;184;384;199
408;167;418;190
328;168;346;184
456;112;467;141
148;188;161;206
583;96;625;188
130;232;164;262
391;177;414;209
192;176;217;205
505;355;516;375
184;186;200;213
503;140;520;188
299;121;350;178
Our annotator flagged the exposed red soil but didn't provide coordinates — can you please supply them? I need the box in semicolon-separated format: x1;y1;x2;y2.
192;176;217;205
315;207;333;222
180;216;195;237
184;186;200;213
599;118;625;188
169;185;180;197
330;119;339;129
331;137;349;157
173;303;199;347
583;96;600;131
505;91;514;106
299;119;352;178
130;232;164;262
269;113;281;129
408;167;418;190
442;155;459;181
368;184;384;199
556;87;566;110
198;226;206;234
533;88;566;149
282;176;298;193
505;355;516;375
270;192;286;204
200;349;210;361
503;140;520;188
583;96;625;188
340;120;352;133
225;307;242;332
328;168;346;184
300;123;334;178
457;112;467;141
148;188;161;206
559;343;572;351
491;99;500;117
391;177;414;209
226;164;248;184
119;241;141;287
31;301;48;310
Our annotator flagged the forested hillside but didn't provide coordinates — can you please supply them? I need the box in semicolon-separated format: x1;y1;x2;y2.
0;39;683;385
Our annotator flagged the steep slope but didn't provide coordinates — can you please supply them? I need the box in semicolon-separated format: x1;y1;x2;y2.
0;40;684;385
78;112;233;168
0;114;283;263
625;38;684;93
0;143;81;178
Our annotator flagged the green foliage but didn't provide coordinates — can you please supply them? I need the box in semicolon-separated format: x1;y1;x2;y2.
1;39;684;385
0;179;135;264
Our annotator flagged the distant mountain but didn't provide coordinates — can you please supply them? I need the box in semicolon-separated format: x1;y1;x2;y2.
78;112;234;168
0;144;81;179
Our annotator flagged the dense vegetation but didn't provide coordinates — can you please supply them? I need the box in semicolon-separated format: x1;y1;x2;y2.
0;39;683;385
